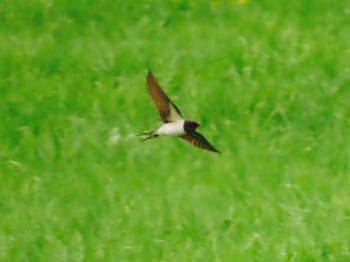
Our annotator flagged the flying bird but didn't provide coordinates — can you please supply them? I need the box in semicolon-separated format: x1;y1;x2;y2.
138;70;220;153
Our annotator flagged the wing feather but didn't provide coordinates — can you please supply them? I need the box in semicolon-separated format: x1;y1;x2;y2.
147;70;183;123
180;131;220;153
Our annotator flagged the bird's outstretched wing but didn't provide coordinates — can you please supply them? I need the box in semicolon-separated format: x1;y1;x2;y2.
180;131;220;153
147;70;183;123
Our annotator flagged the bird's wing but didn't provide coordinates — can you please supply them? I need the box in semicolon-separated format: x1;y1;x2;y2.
147;70;183;123
180;131;220;153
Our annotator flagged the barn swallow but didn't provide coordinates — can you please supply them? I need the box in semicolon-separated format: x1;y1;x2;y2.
138;70;220;153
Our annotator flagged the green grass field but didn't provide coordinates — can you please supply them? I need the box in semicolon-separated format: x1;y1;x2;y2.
1;0;350;261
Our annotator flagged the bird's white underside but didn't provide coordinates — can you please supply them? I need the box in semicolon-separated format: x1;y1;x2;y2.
155;120;185;136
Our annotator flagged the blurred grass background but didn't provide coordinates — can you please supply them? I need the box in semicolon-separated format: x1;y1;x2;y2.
1;0;350;260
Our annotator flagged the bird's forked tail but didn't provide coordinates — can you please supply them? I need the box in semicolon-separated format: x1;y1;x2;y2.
136;130;159;141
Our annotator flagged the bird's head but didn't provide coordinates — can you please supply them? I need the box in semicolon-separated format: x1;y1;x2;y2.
184;121;200;132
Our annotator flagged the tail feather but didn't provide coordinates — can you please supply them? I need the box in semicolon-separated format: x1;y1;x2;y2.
136;130;158;141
